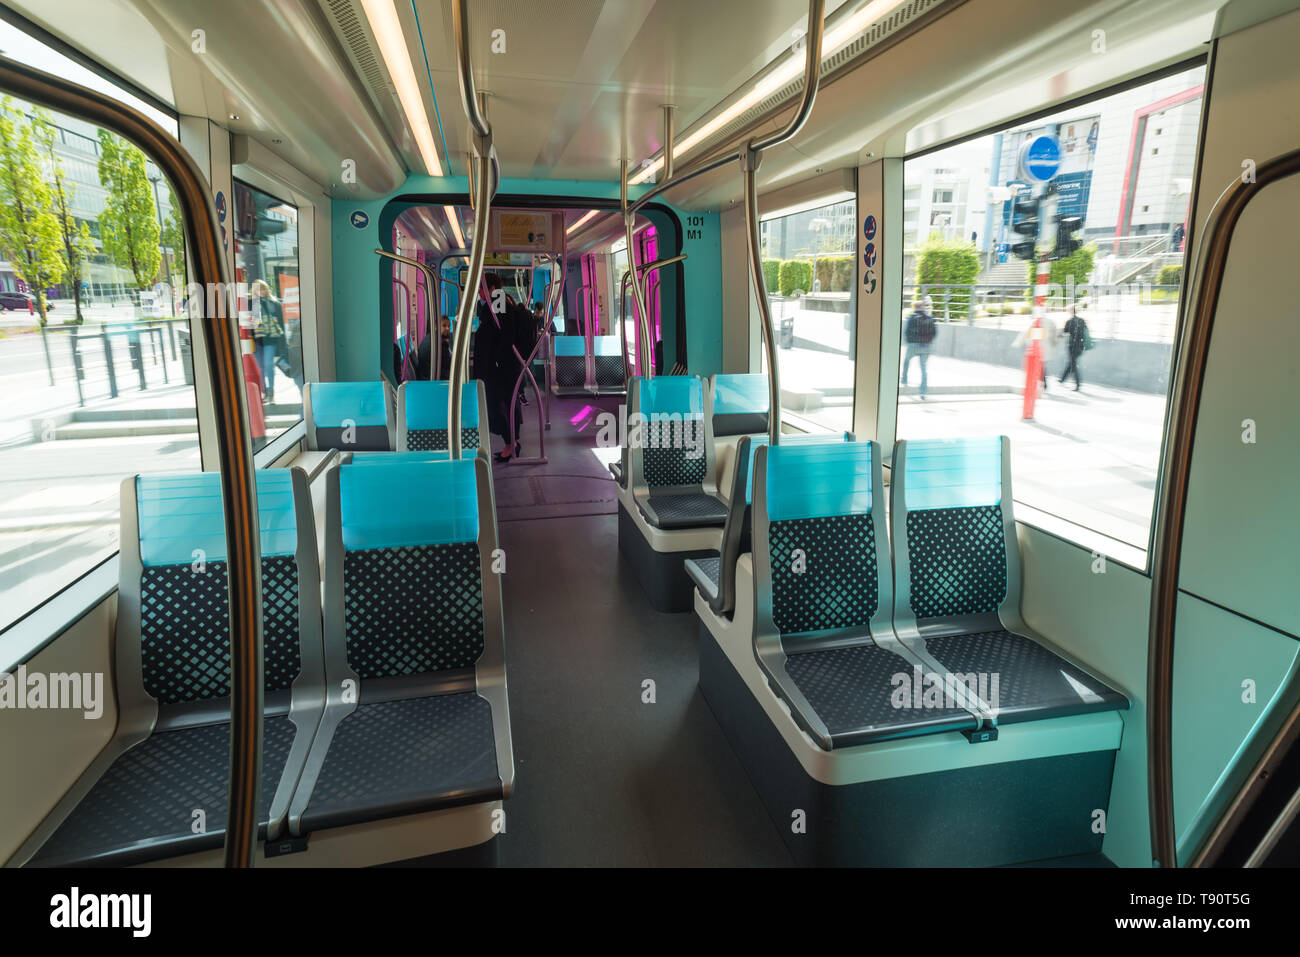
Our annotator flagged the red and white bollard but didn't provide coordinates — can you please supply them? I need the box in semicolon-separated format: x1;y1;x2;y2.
1022;253;1051;420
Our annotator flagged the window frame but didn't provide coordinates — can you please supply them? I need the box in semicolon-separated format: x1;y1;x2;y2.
890;57;1211;573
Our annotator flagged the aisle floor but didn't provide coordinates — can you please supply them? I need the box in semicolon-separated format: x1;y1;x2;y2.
489;394;792;866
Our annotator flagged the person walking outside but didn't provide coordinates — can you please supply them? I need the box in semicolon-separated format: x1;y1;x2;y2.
901;295;937;399
251;279;285;404
1060;306;1091;391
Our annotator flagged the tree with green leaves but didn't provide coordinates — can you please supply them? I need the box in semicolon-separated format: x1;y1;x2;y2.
32;108;95;323
97;128;160;295
160;196;186;290
0;97;66;325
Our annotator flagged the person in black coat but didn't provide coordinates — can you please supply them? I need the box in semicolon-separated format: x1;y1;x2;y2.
474;273;525;459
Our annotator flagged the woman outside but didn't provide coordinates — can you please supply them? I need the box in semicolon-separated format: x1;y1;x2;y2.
251;278;285;405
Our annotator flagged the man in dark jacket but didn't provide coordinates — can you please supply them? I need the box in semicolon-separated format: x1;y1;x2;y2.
900;295;937;399
474;273;525;459
1060;307;1089;391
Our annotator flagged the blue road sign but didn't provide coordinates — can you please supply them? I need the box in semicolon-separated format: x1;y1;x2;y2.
350;210;370;229
1022;135;1061;182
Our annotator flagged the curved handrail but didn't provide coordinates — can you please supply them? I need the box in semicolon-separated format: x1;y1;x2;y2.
0;57;263;867
1147;147;1300;868
748;0;825;155
375;249;442;380
620;253;687;389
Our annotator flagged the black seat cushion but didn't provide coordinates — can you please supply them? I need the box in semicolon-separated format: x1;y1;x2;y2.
642;492;727;528
783;644;979;747
768;514;877;635
140;556;302;704
406;427;479;452
905;504;1008;619
300;692;501;832
30;716;296;867
924;629;1127;724
554;356;585;387
593;355;624;387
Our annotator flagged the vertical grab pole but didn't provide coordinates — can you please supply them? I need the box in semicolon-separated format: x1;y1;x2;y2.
622;158;654;380
740;0;825;447
742;154;781;446
450;0;496;460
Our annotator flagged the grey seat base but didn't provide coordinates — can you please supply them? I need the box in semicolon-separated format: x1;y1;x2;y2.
782;642;980;747
639;492;728;529
699;625;1116;866
922;629;1129;724
300;691;501;834
618;501;717;613
29;715;297;867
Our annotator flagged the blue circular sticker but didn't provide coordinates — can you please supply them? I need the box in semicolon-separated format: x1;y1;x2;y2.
350;210;370;229
863;243;876;268
1022;135;1061;182
214;190;227;222
863;215;877;240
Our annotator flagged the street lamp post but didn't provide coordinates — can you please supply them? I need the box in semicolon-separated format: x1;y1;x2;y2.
149;173;172;296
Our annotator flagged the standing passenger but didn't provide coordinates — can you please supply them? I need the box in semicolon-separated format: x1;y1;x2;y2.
901;295;937;399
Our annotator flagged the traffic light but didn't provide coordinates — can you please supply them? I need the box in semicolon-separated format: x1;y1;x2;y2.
1009;192;1039;261
1054;215;1083;258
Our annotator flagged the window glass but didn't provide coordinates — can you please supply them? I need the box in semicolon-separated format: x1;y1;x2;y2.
0;96;199;634
899;66;1205;553
760;198;856;432
233;180;302;451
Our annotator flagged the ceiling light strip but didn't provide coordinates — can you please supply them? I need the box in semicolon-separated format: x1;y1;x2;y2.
630;0;908;185
445;205;466;247
361;0;443;176
410;0;453;177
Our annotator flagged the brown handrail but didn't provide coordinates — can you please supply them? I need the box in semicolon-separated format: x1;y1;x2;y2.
1147;147;1300;868
0;58;262;866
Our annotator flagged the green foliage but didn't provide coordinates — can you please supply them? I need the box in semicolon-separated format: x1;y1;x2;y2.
761;259;780;294
814;255;853;293
97;128;161;291
33;108;95;323
778;259;812;297
1157;264;1182;286
0;98;66;325
1025;242;1097;305
916;235;980;319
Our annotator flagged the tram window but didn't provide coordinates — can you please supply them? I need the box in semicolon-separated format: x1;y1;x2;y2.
0;96;199;635
233;180;302;451
898;65;1205;554
759;198;857;432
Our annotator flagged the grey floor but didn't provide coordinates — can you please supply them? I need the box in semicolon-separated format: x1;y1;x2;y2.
486;394;793;866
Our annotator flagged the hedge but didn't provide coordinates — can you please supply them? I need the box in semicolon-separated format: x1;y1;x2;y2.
762;259;780;293
916;235;980;319
778;259;813;297
814;255;853;293
1157;264;1182;286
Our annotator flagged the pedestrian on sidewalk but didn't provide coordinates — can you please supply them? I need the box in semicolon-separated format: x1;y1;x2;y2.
1061;306;1091;390
251;279;285;405
901;295;937;399
1012;310;1060;393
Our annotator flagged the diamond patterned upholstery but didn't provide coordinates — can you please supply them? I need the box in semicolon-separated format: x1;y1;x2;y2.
642;438;707;487
406;427;480;452
593;355;625;387
343;542;484;679
554;356;585;387
905;504;1007;619
769;514;878;636
141;556;301;704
